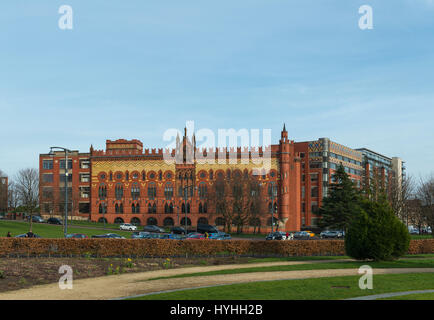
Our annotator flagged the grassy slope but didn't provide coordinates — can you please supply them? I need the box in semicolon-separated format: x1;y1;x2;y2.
0;220;134;238
379;291;434;300
131;273;434;300
148;258;434;280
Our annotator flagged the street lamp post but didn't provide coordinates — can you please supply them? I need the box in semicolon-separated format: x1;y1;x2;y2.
49;146;72;238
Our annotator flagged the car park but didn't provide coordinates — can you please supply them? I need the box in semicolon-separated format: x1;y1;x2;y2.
15;232;41;238
31;216;45;223
131;231;150;239
304;230;316;237
197;223;219;234
91;233;125;239
170;226;187;235
143;225;166;233
266;231;289;240
320;230;344;239
47;217;62;225
215;233;232;240
293;231;312;240
119;223;137;231
186;233;206;240
66;233;88;239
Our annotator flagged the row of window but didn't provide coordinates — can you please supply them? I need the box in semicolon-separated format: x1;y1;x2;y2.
329;153;362;166
98;201;208;214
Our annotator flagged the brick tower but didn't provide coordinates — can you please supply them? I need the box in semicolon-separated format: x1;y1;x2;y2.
279;124;301;231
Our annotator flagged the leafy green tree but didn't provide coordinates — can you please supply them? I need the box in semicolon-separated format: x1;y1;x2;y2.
345;196;410;261
318;164;362;232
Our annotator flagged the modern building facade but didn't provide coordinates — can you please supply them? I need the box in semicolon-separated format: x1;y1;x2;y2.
38;126;403;232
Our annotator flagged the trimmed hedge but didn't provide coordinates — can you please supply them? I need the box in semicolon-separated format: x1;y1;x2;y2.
0;238;432;258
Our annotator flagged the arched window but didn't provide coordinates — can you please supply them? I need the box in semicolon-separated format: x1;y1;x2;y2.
98;202;107;214
164;203;169;214
198;182;207;199
182;203;186;213
164;183;173;199
187;202;190;213
268;202;273;214
197;217;208;225
114;217;124;224
152;203;157;214
131;183;140;200
148;182;156;200
115;184;123;200
115;203;119;213
136;203;140;214
120;203;124;214
215;217;225;226
132;203;135;213
163;217;174;226
169;202;173;213
131;217;141;226
180;217;191;226
98;184;107;200
203;202;207;213
148;203;152;214
199;202;203;213
147;217;157;226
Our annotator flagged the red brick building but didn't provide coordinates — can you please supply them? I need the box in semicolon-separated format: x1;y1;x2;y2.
39;126;399;232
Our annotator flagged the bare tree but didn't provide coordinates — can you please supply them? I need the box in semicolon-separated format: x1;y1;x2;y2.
416;175;434;237
15;168;39;232
389;174;415;226
208;170;267;234
7;180;20;211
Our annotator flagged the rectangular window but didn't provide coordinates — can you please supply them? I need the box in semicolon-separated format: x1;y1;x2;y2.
311;186;319;198
59;174;73;183
59;159;73;169
310;173;318;182
43;160;53;170
79;159;90;169
80;174;90;183
42;174;53;183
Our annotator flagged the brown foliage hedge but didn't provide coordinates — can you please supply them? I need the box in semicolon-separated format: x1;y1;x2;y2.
0;239;432;257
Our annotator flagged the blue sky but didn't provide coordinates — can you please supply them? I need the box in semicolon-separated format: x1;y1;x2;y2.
0;0;433;179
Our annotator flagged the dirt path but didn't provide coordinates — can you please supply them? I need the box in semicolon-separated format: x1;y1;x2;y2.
1;258;433;300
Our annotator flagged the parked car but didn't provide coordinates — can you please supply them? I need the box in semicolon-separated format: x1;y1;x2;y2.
304;230;316;237
66;233;88;239
143;225;166;233
131;231;150;239
31;216;45;223
215;233;232;240
197;223;219;234
320;230;344;239
186;233;206;240
91;233;125;239
47;217;62;225
266;231;288;240
293;231;312;240
170;226;187;235
15;232;41;238
120;223;137;231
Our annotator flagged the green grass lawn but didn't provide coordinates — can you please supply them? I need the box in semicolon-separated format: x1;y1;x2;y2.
379;291;434;300
148;258;434;281
0;220;134;238
130;273;434;300
410;234;433;239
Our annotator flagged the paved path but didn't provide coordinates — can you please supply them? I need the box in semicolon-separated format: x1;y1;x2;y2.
0;258;433;300
346;289;434;300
